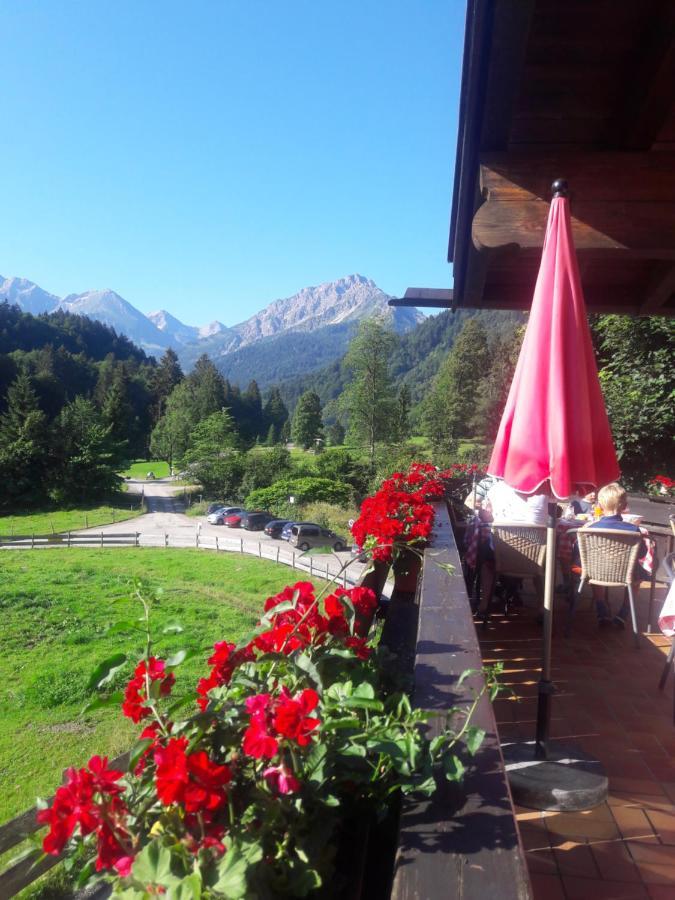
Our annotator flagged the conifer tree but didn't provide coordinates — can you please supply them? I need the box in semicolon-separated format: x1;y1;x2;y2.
339;318;397;465
0;371;48;503
291;391;323;450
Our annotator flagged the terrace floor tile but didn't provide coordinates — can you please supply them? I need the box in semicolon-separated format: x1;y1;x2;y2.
477;579;675;897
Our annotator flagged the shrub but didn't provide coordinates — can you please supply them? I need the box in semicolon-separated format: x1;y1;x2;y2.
299;502;358;537
245;477;352;514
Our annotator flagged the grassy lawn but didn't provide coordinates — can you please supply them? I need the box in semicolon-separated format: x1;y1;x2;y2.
0;548;321;823
120;459;171;479
0;496;144;537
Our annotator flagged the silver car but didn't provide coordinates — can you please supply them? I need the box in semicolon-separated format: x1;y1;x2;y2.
289;524;347;552
207;506;245;525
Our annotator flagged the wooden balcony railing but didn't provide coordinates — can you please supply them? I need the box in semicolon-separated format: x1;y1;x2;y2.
382;501;532;900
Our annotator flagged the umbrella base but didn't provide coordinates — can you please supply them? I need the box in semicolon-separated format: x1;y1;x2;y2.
503;741;608;812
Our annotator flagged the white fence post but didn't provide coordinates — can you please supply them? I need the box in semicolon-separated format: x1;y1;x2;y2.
292;552;296;569
240;538;243;554
258;542;262;558
216;536;219;552
101;532;104;548
165;533;169;548
135;532;139;547
67;531;71;548
276;547;279;563
309;557;313;577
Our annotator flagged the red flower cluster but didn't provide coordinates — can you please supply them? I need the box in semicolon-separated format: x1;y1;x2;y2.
652;475;675;490
37;756;133;876
243;688;320;760
351;461;481;563
197;641;255;711
154;737;232;813
122;657;175;723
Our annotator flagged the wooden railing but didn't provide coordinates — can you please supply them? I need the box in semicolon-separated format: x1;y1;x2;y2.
383;502;532;899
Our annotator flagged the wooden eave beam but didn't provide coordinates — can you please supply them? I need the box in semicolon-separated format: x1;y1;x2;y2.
473;152;675;259
448;0;534;314
640;263;675;313
606;2;675;149
389;289;454;310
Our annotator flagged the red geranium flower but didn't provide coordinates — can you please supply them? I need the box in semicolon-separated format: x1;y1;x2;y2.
273;688;320;747
154;737;231;812
122;657;175;723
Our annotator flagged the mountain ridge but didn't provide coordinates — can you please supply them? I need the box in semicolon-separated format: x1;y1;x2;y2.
0;273;423;377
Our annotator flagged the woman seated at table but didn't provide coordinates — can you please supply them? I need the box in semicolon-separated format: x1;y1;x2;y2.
581;482;645;628
467;478;548;612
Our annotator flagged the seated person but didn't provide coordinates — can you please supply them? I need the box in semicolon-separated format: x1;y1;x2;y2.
472;479;548;614
568;489;597;516
485;478;548;526
464;475;497;521
581;482;644;628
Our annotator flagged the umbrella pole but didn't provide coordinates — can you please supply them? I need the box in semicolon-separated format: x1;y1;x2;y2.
535;500;558;759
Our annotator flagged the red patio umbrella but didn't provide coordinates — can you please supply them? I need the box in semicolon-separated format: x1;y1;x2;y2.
487;179;620;758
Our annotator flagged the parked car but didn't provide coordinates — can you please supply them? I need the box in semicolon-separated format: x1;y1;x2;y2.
241;511;275;531
289;524;348;552
207;502;226;515
280;521;301;541
207;506;245;525
264;519;292;539
224;511;247;528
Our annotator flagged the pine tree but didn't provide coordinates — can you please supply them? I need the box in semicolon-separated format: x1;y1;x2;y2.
51;397;126;501
339;318;398;465
422;317;490;456
291;391;323;450
151;348;183;421
394;383;412;442
0;371;48;503
241;379;264;444
187;354;226;421
265;423;277;445
263;387;289;440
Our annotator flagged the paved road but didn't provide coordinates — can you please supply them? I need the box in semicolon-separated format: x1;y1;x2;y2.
72;478;367;582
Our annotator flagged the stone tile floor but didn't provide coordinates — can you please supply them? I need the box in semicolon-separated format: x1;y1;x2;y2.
479;582;675;899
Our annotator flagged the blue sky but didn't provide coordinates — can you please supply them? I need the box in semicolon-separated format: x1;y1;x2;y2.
1;1;464;326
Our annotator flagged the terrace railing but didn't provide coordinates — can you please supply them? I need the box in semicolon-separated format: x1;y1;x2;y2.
377;501;532;899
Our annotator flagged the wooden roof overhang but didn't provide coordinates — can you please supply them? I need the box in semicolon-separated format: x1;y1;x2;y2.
393;0;675;316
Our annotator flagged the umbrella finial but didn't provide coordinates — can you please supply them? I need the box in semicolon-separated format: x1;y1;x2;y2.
552;178;569;198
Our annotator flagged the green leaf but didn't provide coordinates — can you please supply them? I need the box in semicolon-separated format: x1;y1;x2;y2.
87;653;127;690
212;839;262;898
465;726;486;756
162;624;184;634
165;649;198;668
351;682;375;700
132;841;181;887
167;873;202;899
294;652;322;693
444;754;466;782
457;668;478;687
322;716;360;731
80;691;124;715
340;696;383;711
342;742;367;758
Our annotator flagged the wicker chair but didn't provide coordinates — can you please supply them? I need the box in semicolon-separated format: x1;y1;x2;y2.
491;523;547;613
657;553;675;724
574;528;643;648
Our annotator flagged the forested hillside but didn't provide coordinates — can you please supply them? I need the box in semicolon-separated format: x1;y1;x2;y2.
278;308;525;415
0;303;173;506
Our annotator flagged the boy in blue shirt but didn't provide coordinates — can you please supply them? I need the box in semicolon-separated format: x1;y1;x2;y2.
585;482;644;628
